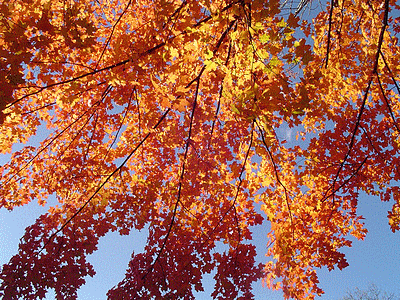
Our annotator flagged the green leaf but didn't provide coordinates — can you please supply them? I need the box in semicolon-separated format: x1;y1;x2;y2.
277;18;286;28
292;109;305;115
260;34;270;44
231;104;240;114
204;49;213;60
270;57;280;67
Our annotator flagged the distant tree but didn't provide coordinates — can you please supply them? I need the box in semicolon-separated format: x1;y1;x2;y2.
342;284;398;300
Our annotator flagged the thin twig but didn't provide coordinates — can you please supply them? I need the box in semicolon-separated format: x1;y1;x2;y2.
255;120;294;232
325;0;335;68
325;0;390;203
95;0;132;70
38;108;171;254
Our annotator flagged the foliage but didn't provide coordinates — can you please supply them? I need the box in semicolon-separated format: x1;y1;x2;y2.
1;0;400;299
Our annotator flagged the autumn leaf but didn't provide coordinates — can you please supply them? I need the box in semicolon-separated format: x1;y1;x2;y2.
0;0;398;299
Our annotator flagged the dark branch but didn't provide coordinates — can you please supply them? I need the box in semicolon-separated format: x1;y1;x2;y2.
38;107;171;254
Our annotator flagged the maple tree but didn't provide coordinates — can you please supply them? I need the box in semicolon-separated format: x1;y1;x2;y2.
1;0;400;298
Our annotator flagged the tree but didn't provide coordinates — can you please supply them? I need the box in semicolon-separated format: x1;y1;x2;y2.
342;284;398;300
0;0;399;298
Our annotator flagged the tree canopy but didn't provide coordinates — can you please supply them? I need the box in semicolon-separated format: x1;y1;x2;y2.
1;0;400;298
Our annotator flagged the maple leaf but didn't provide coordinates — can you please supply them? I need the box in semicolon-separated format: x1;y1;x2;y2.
0;0;399;299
